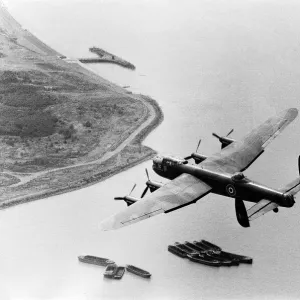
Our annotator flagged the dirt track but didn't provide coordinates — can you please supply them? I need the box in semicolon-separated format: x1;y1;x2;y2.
9;92;158;188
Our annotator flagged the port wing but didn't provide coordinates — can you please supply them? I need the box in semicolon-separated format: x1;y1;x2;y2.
100;173;212;231
201;108;298;174
247;199;278;221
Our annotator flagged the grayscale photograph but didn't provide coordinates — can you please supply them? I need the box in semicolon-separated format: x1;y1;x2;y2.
0;0;300;299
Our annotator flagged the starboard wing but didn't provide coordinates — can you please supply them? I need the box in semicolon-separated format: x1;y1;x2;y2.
200;108;298;174
100;173;212;230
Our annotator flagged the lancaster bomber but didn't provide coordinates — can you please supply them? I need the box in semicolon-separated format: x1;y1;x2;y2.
100;108;300;230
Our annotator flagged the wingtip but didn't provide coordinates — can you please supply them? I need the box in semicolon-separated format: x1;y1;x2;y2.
287;107;298;118
279;108;298;123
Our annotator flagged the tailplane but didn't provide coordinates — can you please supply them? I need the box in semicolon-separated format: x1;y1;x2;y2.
246;156;300;225
280;155;300;196
280;177;300;196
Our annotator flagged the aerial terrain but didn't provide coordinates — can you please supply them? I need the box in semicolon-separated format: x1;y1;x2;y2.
0;2;163;208
1;1;300;299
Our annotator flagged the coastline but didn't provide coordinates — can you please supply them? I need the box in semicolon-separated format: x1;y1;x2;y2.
0;94;163;210
0;3;164;209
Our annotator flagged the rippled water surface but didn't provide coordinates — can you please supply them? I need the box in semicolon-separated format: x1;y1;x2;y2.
2;1;300;299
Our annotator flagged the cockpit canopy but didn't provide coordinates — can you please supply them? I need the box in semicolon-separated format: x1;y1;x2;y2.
153;155;188;167
162;156;188;166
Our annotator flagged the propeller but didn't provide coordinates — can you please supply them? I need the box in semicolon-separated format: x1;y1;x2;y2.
212;129;234;149
141;169;150;198
129;183;137;195
226;128;234;137
212;132;221;140
185;139;201;160
298;155;300;175
146;168;150;180
212;128;234;140
114;183;136;200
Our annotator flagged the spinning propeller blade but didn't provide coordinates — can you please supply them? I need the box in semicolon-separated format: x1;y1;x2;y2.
184;139;202;160
298;156;300;175
115;183;136;200
195;139;202;153
141;186;149;198
129;183;136;195
213;129;234;140
212;129;235;149
184;155;192;160
212;132;221;139
141;169;150;198
226;128;234;137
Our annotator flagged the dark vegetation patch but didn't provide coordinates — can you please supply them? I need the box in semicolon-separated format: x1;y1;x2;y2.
0;70;19;83
0;46;151;174
0;70;49;84
0;86;59;108
0;84;39;95
0;69;62;137
53;71;104;91
0;106;58;137
58;124;76;140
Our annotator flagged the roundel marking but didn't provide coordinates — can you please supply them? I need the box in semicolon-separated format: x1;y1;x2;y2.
226;184;236;197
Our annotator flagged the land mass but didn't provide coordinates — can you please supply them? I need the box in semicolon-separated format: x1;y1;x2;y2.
0;2;163;209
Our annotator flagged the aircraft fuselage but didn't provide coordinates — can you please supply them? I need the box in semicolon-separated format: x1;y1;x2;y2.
152;158;294;208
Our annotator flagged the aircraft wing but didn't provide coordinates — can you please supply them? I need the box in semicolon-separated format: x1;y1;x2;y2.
248;176;300;222
247;199;278;221
200;108;298;174
100;173;212;230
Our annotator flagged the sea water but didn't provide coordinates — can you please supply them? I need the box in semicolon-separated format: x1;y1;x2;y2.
2;1;300;299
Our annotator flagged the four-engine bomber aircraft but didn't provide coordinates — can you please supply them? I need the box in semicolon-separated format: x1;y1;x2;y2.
100;108;300;230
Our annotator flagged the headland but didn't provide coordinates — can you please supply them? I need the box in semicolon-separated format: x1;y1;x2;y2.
0;2;163;209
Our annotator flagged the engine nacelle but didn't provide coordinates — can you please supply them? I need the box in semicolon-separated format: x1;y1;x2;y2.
146;179;162;192
190;153;207;164
120;196;139;206
212;131;236;149
219;137;235;149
